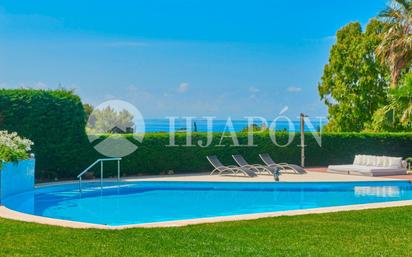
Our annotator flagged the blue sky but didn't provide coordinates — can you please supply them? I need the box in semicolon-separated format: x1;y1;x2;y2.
0;0;388;119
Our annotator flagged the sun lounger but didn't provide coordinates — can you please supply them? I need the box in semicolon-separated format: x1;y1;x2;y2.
259;153;306;174
206;155;257;177
231;154;273;175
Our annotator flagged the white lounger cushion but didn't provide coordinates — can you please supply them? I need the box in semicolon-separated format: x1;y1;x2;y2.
328;155;407;177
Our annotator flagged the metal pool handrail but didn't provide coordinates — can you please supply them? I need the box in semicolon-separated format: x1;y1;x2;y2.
77;158;122;191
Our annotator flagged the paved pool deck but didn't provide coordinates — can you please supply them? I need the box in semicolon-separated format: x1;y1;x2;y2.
119;169;406;183
1;168;411;229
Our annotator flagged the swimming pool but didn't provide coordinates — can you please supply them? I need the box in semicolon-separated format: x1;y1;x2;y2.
3;181;412;226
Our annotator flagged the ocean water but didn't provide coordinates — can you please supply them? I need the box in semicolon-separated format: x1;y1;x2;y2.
143;119;327;133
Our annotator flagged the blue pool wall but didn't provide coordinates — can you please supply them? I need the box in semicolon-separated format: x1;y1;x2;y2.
0;159;35;205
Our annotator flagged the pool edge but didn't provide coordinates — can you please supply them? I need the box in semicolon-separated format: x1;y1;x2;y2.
2;200;412;230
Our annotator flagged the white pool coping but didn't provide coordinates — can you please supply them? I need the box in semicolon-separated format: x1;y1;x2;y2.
2;200;412;229
1;171;411;229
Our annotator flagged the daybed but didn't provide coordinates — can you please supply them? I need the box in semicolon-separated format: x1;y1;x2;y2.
328;155;407;176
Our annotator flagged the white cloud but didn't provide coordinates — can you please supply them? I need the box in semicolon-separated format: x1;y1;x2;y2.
127;85;138;93
127;85;153;100
249;86;260;93
33;81;48;89
0;81;80;91
287;86;302;93
324;35;337;41
104;94;116;100
2;81;49;89
177;82;189;93
0;81;77;91
248;86;260;100
303;35;337;43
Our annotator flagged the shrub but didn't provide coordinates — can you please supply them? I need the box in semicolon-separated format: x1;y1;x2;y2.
406;157;412;170
0;89;93;179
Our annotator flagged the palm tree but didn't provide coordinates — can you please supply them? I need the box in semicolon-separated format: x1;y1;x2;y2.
372;73;412;130
394;73;412;125
377;0;412;88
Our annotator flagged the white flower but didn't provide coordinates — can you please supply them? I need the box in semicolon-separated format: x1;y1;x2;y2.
0;130;33;155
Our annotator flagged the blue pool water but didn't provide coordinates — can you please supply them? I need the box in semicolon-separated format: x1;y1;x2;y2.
3;181;412;226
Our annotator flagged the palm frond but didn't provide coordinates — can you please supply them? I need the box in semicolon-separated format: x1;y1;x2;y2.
400;103;412;125
377;0;412;87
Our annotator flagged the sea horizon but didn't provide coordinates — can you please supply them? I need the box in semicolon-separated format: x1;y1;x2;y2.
141;118;327;133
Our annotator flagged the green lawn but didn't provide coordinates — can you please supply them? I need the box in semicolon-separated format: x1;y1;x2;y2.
1;206;412;257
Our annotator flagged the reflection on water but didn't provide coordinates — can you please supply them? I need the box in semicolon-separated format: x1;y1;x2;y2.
354;186;400;198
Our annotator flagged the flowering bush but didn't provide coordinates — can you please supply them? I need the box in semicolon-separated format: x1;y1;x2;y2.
0;131;33;165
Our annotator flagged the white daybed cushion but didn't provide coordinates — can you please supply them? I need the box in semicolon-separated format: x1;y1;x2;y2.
366;155;378;166
328;164;407;176
359;155;367;165
328;165;372;173
376;156;386;167
353;155;362;165
388;157;403;168
380;156;389;167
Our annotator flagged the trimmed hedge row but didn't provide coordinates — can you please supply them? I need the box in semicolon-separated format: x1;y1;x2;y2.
0;89;92;179
1;89;411;180
89;132;412;178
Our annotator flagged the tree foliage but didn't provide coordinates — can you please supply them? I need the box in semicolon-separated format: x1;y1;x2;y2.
83;103;94;122
87;106;134;133
318;20;390;132
377;0;412;88
369;72;412;131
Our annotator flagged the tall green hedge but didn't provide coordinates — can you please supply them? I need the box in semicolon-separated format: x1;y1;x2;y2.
0;89;93;179
88;132;412;178
1;89;411;180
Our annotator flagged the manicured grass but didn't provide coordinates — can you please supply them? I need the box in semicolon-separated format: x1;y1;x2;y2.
1;206;412;257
